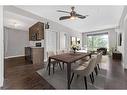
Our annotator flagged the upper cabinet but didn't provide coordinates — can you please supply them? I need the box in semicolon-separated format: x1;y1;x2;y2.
29;22;44;41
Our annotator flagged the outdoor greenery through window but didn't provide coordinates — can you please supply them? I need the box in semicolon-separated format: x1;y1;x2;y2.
87;34;109;51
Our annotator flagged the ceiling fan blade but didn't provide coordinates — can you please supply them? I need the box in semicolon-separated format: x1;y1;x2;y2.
59;16;71;20
57;10;70;13
76;14;89;19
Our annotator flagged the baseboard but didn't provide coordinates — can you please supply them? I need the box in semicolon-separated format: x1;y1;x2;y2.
4;55;25;59
44;59;47;63
0;77;3;88
124;64;127;69
4;55;25;62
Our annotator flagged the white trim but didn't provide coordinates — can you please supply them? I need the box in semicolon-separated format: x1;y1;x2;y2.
44;59;47;63
4;55;25;59
124;63;127;69
0;6;3;87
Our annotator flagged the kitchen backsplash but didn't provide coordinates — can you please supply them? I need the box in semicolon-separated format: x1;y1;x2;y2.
29;39;44;47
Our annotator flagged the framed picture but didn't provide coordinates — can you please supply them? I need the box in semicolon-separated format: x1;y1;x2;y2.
118;33;122;46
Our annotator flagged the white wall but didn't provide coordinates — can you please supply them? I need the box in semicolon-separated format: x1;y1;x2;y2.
45;30;57;52
117;6;127;68
44;29;81;61
0;6;4;87
117;6;127;58
4;6;82;61
123;17;127;68
108;29;117;49
116;28;124;53
4;27;29;58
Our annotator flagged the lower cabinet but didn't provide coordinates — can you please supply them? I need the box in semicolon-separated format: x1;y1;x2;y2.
25;47;44;64
112;51;122;60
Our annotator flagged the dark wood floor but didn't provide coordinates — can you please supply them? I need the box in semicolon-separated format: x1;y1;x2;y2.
104;58;127;89
1;57;54;89
1;56;127;89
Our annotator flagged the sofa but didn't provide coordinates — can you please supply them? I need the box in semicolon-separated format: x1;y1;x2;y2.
97;48;107;55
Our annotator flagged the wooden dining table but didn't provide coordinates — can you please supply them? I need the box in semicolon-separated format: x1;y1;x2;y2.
48;52;91;89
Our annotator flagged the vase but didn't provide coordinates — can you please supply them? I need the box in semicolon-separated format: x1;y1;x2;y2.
73;48;76;53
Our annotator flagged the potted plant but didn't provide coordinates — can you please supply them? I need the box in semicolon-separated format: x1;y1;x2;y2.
71;44;78;53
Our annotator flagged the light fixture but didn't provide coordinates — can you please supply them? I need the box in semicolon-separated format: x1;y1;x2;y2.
9;19;21;28
13;22;20;28
70;16;76;20
45;22;49;29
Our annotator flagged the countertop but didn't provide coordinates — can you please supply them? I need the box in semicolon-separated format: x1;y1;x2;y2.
25;46;44;48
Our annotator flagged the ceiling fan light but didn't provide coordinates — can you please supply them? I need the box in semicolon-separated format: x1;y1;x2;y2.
70;16;76;20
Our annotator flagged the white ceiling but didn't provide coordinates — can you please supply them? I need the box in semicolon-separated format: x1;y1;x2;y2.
4;5;124;32
4;10;40;31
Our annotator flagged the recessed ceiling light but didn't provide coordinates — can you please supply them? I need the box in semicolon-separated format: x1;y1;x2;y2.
13;22;20;28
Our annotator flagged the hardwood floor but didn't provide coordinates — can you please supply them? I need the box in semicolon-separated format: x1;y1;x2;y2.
104;58;127;89
1;57;54;89
1;55;127;89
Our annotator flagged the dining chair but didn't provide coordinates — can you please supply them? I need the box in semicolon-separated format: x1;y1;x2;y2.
78;56;91;66
93;53;100;75
70;56;97;89
97;52;102;70
62;49;69;53
47;51;62;74
89;53;101;75
56;50;63;55
56;50;66;69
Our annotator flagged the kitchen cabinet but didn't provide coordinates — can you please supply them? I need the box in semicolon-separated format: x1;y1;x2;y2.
25;47;44;64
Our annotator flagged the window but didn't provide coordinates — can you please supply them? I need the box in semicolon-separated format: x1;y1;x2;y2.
70;37;81;49
70;37;80;45
87;34;109;51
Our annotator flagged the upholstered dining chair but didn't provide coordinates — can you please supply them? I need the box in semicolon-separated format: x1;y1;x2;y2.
62;49;69;53
92;53;100;75
87;53;101;75
97;52;102;70
70;56;97;89
47;51;62;74
56;50;63;55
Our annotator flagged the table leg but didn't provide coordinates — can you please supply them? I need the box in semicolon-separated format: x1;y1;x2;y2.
67;63;71;89
89;54;92;58
48;58;51;75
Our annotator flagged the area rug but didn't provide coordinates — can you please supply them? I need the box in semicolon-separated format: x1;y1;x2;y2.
37;64;107;89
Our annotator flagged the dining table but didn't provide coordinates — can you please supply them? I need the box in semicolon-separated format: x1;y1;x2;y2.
48;52;91;89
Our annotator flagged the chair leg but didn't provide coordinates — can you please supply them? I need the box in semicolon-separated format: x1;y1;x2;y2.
46;64;49;71
94;67;98;76
77;74;79;79
97;64;100;70
89;74;93;84
70;73;74;85
46;61;50;71
58;62;62;70
84;76;87;90
92;72;94;83
62;62;64;69
53;64;55;74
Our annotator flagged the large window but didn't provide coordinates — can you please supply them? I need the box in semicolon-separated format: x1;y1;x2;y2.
87;34;109;51
70;37;80;46
70;37;81;49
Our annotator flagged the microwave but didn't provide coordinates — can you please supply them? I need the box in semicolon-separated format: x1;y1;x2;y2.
36;43;41;47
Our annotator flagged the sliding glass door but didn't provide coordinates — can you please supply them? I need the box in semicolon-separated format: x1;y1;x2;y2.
87;34;109;51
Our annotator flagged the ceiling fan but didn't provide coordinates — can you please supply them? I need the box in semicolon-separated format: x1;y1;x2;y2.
57;6;89;20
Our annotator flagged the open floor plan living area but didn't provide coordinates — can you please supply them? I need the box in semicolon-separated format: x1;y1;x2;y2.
1;5;127;90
